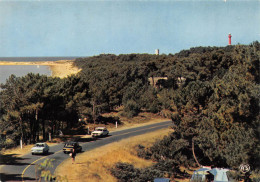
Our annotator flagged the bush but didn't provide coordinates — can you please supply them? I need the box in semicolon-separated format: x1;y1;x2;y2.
4;138;16;148
110;162;163;182
252;170;260;182
136;144;151;160
148;100;160;113
110;162;140;182
110;160;185;182
121;100;141;118
96;116;121;125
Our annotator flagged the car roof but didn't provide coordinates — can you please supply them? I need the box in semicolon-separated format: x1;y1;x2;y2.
35;142;46;145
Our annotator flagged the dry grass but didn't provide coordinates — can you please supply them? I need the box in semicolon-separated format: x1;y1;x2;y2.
1;144;34;156
55;128;172;182
109;118;169;132
96;112;170;132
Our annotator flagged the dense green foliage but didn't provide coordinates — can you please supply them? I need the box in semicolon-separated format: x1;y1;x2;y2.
0;74;85;146
160;42;259;169
134;42;260;178
0;42;259;178
110;161;183;182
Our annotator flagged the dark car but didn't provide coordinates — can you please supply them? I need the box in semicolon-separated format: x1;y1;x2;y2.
63;141;82;154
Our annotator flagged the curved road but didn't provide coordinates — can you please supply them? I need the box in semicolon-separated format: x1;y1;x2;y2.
0;120;172;182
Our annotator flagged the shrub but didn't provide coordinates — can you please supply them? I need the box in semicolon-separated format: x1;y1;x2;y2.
121;100;141;118
111;160;185;182
110;162;140;182
136;144;151;160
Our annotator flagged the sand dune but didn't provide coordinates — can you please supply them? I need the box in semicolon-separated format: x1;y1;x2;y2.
0;60;82;78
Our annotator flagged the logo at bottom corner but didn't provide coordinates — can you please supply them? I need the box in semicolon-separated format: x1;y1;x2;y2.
239;164;250;173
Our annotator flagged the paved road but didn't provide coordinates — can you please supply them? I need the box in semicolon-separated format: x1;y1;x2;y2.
0;120;172;182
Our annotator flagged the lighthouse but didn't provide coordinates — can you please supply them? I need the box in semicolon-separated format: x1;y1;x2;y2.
155;49;159;55
228;33;232;45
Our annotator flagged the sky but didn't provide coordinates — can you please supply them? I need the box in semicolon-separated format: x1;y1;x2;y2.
0;0;259;57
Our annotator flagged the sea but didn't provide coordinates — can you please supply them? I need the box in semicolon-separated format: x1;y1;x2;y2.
0;57;79;85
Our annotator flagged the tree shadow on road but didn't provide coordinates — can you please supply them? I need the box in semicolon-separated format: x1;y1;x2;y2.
75;137;96;143
0;172;35;181
0;154;31;166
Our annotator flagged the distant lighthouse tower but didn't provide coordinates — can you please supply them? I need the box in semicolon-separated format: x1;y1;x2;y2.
228;33;232;45
155;49;159;55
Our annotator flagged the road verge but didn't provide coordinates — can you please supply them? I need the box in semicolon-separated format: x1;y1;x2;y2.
55;127;172;182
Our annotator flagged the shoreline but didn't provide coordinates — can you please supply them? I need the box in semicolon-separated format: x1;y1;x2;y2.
0;60;82;78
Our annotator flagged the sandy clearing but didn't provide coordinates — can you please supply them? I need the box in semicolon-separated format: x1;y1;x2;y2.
0;60;82;78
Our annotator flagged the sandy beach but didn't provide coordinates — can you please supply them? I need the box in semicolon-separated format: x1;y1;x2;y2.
0;60;81;78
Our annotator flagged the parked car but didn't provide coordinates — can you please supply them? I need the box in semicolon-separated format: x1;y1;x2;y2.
92;127;109;137
63;141;82;154
31;143;49;155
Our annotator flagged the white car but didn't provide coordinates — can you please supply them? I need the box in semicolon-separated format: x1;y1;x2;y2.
31;143;49;155
92;127;109;137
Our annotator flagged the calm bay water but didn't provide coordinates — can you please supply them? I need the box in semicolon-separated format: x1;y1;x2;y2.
0;65;52;84
0;57;79;84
